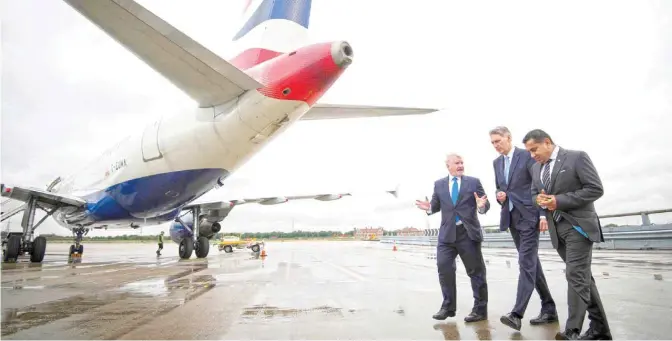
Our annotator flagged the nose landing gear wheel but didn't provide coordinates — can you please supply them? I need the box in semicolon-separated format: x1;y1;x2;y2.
69;244;83;256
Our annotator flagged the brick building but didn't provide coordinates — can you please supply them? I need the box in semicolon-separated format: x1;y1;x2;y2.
354;227;384;240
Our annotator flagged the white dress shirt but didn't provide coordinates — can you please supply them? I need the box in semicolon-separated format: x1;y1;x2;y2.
427;174;486;223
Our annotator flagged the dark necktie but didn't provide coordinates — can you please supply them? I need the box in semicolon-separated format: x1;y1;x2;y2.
542;160;560;222
542;160;551;192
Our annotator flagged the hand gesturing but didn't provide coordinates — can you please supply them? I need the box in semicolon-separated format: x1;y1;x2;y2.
474;192;487;209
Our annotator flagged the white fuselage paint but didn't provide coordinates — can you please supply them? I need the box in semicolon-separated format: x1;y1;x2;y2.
51;89;310;230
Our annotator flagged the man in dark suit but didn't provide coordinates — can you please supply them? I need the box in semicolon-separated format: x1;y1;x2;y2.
489;126;558;331
523;129;612;340
415;153;490;323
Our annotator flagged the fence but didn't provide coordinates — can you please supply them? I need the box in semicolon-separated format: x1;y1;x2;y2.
380;208;672;250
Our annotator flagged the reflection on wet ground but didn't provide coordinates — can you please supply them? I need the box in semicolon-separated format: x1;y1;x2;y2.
1;241;671;339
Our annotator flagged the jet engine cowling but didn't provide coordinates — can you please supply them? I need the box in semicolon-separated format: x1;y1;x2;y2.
259;197;288;205
168;213;222;243
314;194;343;201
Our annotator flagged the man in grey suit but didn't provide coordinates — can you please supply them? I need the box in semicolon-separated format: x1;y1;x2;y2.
523;129;612;340
415;153;490;323
490;126;557;331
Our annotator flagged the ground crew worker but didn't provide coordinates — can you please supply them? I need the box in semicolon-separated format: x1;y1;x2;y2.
157;231;164;256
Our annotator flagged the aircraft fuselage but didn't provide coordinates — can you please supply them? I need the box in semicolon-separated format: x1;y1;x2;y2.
50;41;352;231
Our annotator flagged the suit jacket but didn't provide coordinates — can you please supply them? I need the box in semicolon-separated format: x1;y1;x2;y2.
428;175;490;244
493;147;541;231
530;147;605;249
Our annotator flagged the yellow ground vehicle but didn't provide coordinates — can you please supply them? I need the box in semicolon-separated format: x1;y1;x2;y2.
215;236;262;253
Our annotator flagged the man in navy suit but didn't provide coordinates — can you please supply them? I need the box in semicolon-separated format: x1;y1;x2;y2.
489;126;558;331
415;153;490;323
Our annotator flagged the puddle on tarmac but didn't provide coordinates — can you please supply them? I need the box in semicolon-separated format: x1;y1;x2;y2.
433;322;460;340
1;266;218;337
116;274;216;298
0;292;131;336
240;304;347;321
1;285;45;290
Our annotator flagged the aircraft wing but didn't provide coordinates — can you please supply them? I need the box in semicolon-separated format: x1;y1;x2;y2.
301;103;439;120
62;0;263;108
1;184;87;222
183;192;353;211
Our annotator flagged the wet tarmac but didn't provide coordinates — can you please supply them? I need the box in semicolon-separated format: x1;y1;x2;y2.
1;241;671;340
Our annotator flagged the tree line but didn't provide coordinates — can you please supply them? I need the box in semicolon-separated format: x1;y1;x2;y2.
38;230;356;241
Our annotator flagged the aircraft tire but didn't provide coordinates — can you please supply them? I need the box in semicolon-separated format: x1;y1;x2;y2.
30;236;47;263
3;235;21;262
250;244;260;253
179;238;193;259
195;236;209;258
223;245;233;253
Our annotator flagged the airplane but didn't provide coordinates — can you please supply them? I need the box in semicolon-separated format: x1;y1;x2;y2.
1;0;437;263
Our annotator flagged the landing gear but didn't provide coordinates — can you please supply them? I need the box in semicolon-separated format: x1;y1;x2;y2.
2;196;54;263
195;236;209;258
68;228;87;257
174;206;211;260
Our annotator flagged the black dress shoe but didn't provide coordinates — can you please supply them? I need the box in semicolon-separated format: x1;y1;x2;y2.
432;308;456;320
555;329;580;340
464;311;486;323
579;328;612;340
530;311;559;325
500;312;521;331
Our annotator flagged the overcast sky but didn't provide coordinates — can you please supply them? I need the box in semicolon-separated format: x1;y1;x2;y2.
2;0;671;237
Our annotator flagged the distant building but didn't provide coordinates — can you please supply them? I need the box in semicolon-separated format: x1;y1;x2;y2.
354;227;384;240
397;227;423;236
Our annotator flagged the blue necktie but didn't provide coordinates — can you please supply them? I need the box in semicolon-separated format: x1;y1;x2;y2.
451;177;460;223
504;156;513;211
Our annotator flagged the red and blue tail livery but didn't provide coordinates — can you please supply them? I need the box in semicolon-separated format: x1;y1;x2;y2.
230;0;313;70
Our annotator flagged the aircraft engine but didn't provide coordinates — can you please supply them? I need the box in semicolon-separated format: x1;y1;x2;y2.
199;220;221;239
168;213;222;243
314;194;343;201
259;197;288;205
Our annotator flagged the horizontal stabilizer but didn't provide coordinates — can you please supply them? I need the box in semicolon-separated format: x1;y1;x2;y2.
62;0;263;107
301;103;439;120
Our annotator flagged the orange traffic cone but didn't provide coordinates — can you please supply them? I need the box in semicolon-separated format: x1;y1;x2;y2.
392;241;397;252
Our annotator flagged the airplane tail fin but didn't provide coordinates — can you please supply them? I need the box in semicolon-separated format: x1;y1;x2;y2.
229;0;313;70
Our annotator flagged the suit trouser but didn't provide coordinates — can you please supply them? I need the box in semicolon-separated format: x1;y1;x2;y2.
555;219;610;333
437;224;488;315
509;208;556;317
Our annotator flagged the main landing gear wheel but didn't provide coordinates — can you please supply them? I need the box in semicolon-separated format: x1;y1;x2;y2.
195;236;209;258
3;235;22;262
175;206;217;260
250;244;260;253
179;238;193;259
30;236;47;263
2;195;57;264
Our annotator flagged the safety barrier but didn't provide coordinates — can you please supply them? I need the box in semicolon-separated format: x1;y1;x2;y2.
381;208;672;250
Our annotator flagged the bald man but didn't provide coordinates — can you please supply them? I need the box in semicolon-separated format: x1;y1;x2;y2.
416;153;490;323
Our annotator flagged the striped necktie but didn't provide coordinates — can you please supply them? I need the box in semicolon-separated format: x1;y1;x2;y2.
542;159;560;222
542;160;551;192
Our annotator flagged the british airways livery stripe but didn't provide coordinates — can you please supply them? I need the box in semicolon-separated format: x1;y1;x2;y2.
233;0;312;41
